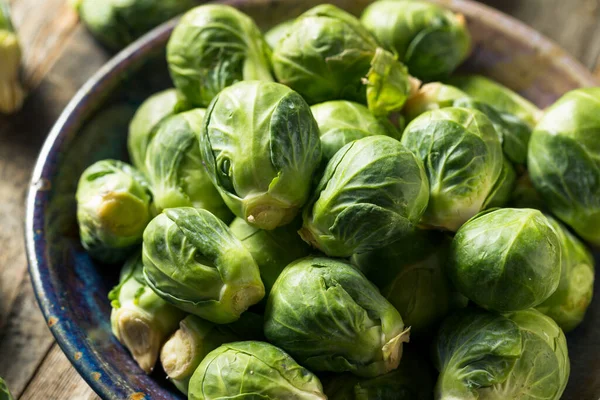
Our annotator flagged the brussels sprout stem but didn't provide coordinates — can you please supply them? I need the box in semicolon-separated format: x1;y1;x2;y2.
245;203;297;231
382;327;410;373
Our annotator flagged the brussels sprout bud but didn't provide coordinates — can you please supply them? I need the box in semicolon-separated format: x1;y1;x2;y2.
300;135;429;257
109;253;185;373
361;0;471;81
144;109;232;222
403;82;467;123
264;19;293;49
536;217;595;332
528;87;600;245
76;160;152;263
188;341;327;400
265;257;410;378
483;158;517;209
0;376;12;400
311;100;400;162
401;107;503;231
128;89;191;173
142;207;264;323
0;1;24;114
167;4;273;107
449;208;561;312
200;81;322;230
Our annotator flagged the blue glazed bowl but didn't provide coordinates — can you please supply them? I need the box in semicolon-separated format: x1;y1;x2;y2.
25;0;599;399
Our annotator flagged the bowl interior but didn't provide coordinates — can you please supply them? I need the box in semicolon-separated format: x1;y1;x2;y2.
26;0;599;399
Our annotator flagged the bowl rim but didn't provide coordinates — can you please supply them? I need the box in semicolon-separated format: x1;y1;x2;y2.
24;0;598;398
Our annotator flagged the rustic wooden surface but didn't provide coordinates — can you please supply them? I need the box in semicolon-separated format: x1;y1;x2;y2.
0;0;598;399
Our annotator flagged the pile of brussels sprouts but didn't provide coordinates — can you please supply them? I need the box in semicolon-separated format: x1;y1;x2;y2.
75;1;599;399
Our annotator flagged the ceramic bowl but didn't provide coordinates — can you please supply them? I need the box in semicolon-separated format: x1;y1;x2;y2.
25;0;599;398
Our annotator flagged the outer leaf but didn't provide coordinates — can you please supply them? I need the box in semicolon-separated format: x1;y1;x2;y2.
483;158;517;209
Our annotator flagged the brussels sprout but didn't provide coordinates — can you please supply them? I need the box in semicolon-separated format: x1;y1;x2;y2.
510;173;546;210
265;257;410;378
449;208;561;312
76;159;152;263
353;231;468;336
537;217;595;332
403;82;467;122
161;314;264;395
0;0;24;114
482;158;517;209
401;107;503;231
144;109;232;221
200;81;322;230
0;377;12;400
188;341;327;400
272;4;417;116
264;19;293;49
167;5;273;107
528;87;600;245
324;349;434;400
435;308;569;400
300;136;429;257
229;217;310;295
311;100;400;161
76;0;198;50
109;252;185;373
361;0;471;81
142;207;264;323
128;89;191;173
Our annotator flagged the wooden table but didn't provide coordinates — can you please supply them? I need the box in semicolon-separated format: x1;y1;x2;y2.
0;0;599;399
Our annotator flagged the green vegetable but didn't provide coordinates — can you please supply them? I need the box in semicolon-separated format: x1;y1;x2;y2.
76;159;152;263
167;4;273;107
142;207;264;323
434;308;569;400
109;252;185;373
311;100;400;161
200;81;322;230
0;0;24;114
188;341;327;400
537;216;595;332
403;82;467;122
229;217;310;296
300;135;429;257
510;173;546;210
449;208;561;312
353;230;468;336
128;89;191;173
272;4;417;116
265;257;410;378
76;0;198;51
401;107;503;231
144;109;232;221
361;0;471;81
528;87;600;245
0;376;12;400
324;349;434;400
264;19;293;49
483;158;517;209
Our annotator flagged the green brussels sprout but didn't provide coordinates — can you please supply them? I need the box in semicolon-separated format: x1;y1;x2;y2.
76;159;152;263
353;230;468;336
109;252;185;373
167;5;273;107
0;0;24;114
272;4;417;117
510;173;546;210
300;136;429;257
0;376;12;400
188;341;327;400
200;81;322;230
453;97;532;165
311;100;401;161
144;109;232;221
229;217;310;295
536;217;595;332
401;107;503;231
449;208;561;312
528;87;600;245
403;82;467;122
324;349;434;400
142;207;264;323
434;308;569;400
160;313;266;395
128;89;191;173
76;0;198;51
264;19;294;49
361;0;471;81
265;257;410;378
482;158;517;209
